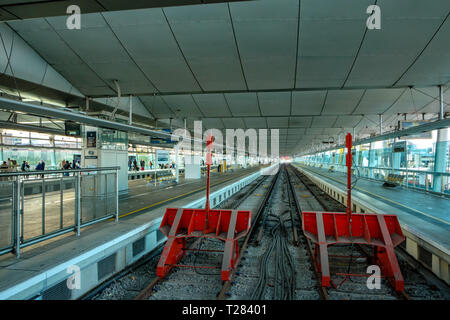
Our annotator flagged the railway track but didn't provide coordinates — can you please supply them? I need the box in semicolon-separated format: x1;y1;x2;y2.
134;171;278;300
287;164;450;300
90;164;449;301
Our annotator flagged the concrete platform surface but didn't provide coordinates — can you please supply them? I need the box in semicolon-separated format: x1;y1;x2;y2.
0;165;268;299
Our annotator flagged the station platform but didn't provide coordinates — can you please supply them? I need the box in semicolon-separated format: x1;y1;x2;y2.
294;164;450;284
0;165;271;299
0;166;255;245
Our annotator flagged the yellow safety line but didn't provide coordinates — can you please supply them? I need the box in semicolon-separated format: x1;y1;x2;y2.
297;165;450;227
117;173;250;219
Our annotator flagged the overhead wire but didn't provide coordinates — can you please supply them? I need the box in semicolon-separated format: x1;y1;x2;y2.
0;29;22;101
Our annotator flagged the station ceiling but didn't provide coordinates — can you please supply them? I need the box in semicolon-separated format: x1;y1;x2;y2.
3;0;450;155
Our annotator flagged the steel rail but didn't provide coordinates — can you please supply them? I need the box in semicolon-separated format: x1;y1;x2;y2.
134;173;275;300
285;165;329;300
217;169;280;300
287;164;412;300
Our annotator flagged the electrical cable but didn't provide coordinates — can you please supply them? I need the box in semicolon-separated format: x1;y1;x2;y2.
109;80;121;120
0;29;22;100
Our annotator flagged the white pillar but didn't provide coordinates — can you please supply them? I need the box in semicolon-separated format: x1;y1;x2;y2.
129;95;133;125
379;114;383;135
175;144;179;183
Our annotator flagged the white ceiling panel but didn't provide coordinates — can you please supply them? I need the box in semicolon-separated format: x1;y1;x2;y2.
161;95;203;117
296;56;355;88
291;91;326;115
346;18;446;87
8;25;80;65
222;117;245;128
287;128;306;135
102;9;201;93
46;16;127;64
192;93;232;117
322;89;364;115
89;61;155;92
289;116;312;127
385;87;436;115
243;117;267;129
230;0;298;90
296;0;371;88
396;18;450;87
48;62;107;88
164;4;246;91
310;116;337;128
202;117;224;129
266;117;289;128
333;115;363;128
305;128;324;135
323;128;344;135
379;0;449;19
353;88;405;115
224;92;260;116
418;86;450;113
258;92;291;116
139;95;175;118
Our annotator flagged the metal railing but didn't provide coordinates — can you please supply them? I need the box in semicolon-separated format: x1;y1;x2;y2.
301;162;450;196
0;167;119;258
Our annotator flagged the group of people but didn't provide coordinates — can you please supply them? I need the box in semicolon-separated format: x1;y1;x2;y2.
0;158;45;172
60;160;80;175
0;158;80;175
0;158;14;172
159;163;176;169
127;158;179;171
0;158;46;180
128;159;153;171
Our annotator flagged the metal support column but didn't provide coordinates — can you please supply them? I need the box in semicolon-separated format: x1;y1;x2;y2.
15;178;21;258
60;177;63;229
433;85;448;193
379;114;383;135
75;172;81;236
42;176;45;235
115;169;119;222
129;95;133;125
175;144;179;184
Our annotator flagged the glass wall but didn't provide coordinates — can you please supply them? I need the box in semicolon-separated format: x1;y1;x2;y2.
295;128;450;194
1;129;82;170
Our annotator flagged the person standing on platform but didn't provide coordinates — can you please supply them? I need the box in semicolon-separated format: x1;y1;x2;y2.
21;160;30;172
36;160;45;178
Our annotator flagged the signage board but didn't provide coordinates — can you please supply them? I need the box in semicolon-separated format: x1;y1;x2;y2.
65;121;81;136
401;121;432;139
86;131;97;148
156;150;170;164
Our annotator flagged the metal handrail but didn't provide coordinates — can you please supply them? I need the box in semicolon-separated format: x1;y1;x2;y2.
0;166;120;177
315;164;450;176
0;166;120;258
300;161;450;195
